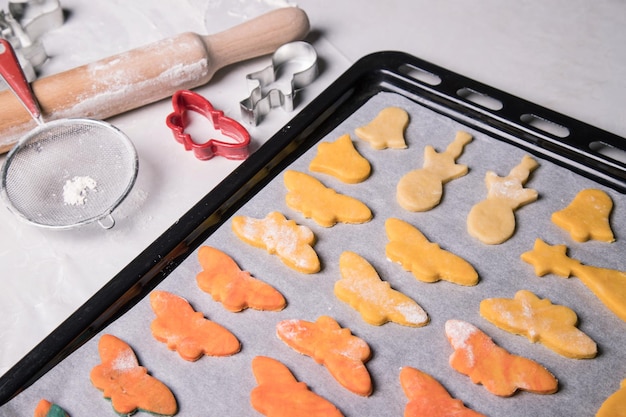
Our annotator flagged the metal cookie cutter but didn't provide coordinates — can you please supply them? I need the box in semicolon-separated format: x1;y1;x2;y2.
240;41;318;125
166;90;251;161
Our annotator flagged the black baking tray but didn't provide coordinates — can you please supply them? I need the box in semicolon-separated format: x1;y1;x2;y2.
1;50;625;405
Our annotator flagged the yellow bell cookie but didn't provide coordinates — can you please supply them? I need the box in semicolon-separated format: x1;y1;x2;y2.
551;188;615;243
309;134;371;183
354;107;409;149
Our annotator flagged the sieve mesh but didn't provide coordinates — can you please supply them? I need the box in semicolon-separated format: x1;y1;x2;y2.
1;119;138;228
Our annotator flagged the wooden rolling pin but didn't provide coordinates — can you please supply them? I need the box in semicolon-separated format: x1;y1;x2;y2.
0;7;310;153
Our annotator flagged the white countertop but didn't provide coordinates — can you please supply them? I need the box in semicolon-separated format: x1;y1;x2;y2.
0;0;624;378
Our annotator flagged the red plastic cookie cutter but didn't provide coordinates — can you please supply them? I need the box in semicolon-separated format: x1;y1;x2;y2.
166;90;250;160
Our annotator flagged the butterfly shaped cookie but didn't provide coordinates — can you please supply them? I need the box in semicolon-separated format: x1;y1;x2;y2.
150;290;241;361
90;334;178;416
232;211;320;274
445;319;558;396
196;246;286;312
480;289;597;359
250;356;344;417
276;316;372;396
334;251;428;327
284;170;372;227
400;367;486;417
385;218;478;286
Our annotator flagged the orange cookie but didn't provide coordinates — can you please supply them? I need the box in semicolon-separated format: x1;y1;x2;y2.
596;378;626;417
334;251;428;327
551;188;615;242
232;211;320;274
150;290;241;361
385;218;478;286
400;367;486;417
397;131;472;212
521;238;626;322
90;334;178;416
284;170;372;227
354;107;409;150
250;356;344;417
196;246;286;312
34;399;69;417
467;155;539;245
276;316;372;396
480;289;597;359
445;319;558;396
309;134;371;183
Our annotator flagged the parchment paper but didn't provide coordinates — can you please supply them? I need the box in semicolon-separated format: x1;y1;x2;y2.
2;92;625;416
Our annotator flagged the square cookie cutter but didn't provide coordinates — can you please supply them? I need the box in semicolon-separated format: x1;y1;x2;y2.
240;41;318;125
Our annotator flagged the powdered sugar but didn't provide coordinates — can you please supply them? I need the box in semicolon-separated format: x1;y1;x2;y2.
63;176;97;205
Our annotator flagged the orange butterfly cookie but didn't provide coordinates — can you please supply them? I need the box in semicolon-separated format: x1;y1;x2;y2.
284;170;372;227
480;289;597;359
276;316;372;396
522;238;626;322
196;246;286;312
232;211;320;274
355;107;409;149
385;218;478;286
150;290;241;361
397;131;472;212
309;134;371;183
90;334;178;416
334;251;429;327
596;378;626;417
467;155;539;245
445;319;558;396
551;188;615;243
400;367;486;417
34;399;69;417
250;356;344;417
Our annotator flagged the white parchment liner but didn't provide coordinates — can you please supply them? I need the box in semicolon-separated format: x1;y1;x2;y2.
2;92;625;416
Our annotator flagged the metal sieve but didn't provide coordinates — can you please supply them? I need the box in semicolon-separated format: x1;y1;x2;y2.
0;39;138;229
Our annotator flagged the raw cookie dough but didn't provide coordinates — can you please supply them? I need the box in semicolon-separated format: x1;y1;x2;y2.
397;130;472;211
276;316;372;396
309;134;371;183
445;319;558;397
334;251;429;327
521;238;626;322
354;106;409;149
232;211;320;274
467;155;539;245
284;170;372;227
480;289;597;359
385;218;478;286
551;188;615;243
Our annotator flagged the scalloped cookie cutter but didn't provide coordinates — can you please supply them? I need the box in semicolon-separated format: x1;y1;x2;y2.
166;90;251;161
240;41;318;125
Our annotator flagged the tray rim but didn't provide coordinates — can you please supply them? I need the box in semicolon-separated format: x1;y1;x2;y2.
1;50;625;405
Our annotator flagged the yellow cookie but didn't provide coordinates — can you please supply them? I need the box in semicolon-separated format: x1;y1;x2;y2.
480;289;597;359
467;155;539;245
551;188;615;243
309;134;371;183
232;211;320;274
397;131;472;212
335;251;429;327
596;378;626;417
354;107;409;149
521;238;626;322
386;218;478;286
284;170;372;227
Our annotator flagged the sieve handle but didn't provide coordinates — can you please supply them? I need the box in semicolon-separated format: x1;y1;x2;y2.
0;39;43;123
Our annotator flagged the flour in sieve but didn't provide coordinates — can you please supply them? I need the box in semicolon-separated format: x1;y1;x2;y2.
63;176;97;205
